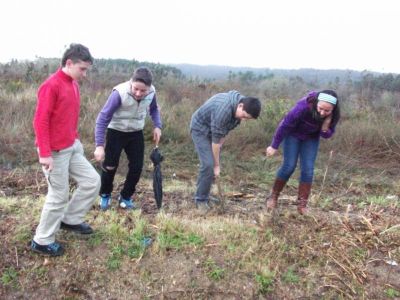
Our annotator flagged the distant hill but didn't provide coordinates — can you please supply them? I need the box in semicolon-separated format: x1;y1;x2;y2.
171;63;374;84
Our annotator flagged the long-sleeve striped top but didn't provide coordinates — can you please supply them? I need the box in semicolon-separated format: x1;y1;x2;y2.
190;91;242;143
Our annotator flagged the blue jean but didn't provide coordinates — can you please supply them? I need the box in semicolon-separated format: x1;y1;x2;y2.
276;135;320;183
191;130;214;202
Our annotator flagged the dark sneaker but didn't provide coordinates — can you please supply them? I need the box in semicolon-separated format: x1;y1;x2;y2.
118;195;136;210
196;200;211;214
31;240;64;256
209;196;222;206
99;193;111;211
60;222;93;234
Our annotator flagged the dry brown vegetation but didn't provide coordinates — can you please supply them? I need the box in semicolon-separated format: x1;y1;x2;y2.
1;59;400;299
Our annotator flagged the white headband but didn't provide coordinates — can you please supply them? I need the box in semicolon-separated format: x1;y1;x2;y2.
318;93;337;105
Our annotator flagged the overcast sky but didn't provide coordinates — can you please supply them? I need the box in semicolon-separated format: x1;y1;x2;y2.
1;0;399;73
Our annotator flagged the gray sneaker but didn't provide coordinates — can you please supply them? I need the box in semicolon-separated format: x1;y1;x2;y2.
195;200;211;213
209;196;221;206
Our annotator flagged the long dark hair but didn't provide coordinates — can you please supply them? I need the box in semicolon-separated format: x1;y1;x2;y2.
306;90;340;126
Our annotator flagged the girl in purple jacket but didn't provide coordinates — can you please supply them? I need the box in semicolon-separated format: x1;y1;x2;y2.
265;90;340;214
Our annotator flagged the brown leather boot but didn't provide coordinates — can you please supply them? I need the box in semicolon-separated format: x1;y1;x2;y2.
297;182;312;215
266;178;286;210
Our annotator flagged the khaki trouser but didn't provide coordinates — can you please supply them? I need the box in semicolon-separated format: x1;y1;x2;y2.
33;140;100;245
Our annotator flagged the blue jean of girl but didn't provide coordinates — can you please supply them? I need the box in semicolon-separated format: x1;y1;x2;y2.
276;135;320;183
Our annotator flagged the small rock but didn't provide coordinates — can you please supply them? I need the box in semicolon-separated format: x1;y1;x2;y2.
385;260;398;266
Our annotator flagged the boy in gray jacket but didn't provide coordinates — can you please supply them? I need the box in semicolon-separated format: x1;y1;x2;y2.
190;91;261;210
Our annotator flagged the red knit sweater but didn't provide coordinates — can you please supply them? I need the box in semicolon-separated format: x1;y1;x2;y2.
33;68;80;157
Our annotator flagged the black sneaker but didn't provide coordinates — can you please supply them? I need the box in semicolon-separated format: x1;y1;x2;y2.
31;240;64;256
60;222;93;234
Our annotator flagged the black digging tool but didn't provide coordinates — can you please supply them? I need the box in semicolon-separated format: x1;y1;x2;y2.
150;147;164;209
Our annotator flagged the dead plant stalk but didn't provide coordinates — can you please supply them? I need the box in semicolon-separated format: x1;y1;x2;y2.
317;150;333;201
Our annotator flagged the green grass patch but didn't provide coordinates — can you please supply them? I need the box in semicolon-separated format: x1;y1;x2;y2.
255;269;275;295
351;248;368;262
103;214;152;269
87;230;106;248
364;195;398;207
282;266;299;284
107;245;124;271
1;267;19;288
385;287;400;298
0;197;21;214
204;258;225;281
217;222;259;256
156;215;204;252
12;224;32;243
33;266;48;279
157;230;203;251
126;219;151;259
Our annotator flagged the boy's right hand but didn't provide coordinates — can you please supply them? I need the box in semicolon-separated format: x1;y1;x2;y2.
39;156;53;171
266;146;277;157
214;165;220;178
94;146;105;162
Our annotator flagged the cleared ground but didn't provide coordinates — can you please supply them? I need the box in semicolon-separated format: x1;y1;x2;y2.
1;165;399;299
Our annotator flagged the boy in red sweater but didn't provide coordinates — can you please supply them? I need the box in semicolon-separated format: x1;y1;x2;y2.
31;44;100;256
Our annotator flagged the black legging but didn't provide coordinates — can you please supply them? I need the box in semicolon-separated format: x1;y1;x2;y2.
100;128;144;199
